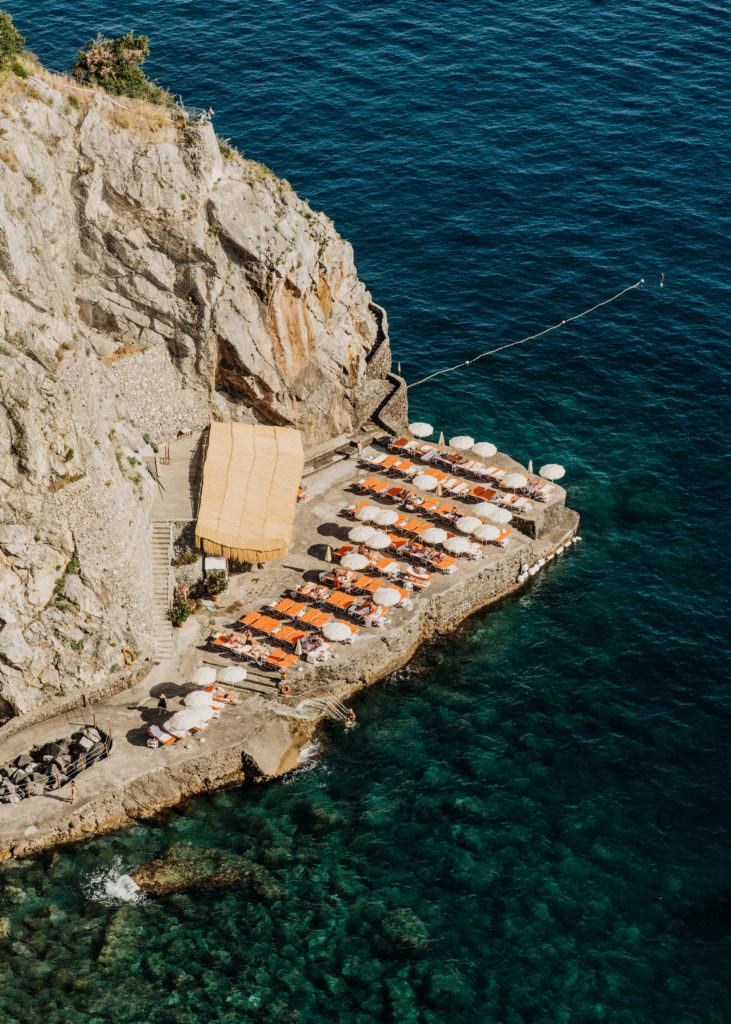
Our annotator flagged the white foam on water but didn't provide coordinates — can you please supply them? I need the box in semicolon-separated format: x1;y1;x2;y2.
83;856;146;906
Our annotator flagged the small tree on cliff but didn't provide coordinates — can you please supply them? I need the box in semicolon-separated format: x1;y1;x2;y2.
72;31;172;105
0;9;25;71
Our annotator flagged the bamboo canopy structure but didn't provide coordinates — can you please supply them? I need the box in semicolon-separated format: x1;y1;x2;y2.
195;422;304;564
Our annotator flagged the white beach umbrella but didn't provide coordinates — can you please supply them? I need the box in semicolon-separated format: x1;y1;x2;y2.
341;552;368;570
323;620;351;642
449;435;474;450
438;431;445;446
373;586;401;607
354;504;381;522
539;463;566;481
184;690;216;708
502;472;528;490
413;473;438;491
218;665;246;684
409;421;433;438
167;708;210;732
472;441;497;458
456;515;482;535
373;508;399;527
473;502;499;519
191;666;217;686
487;505;512;524
421;526;448;545
444;535;471;554
349;525;377;544
366;531;391;550
474;523;500;542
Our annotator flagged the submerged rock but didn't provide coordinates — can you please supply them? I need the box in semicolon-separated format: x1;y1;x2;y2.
129;841;250;895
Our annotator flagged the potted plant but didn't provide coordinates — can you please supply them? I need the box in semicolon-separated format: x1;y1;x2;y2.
169;593;194;627
206;568;228;603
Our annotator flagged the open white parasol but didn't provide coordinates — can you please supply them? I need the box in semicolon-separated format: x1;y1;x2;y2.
481;503;512;524
354;505;381;522
184;690;216;708
373;587;401;607
472;441;497;458
349;525;377;544
413;473;438;491
474;523;500;542
191;666;217;686
218;665;246;684
502;472;528;490
373;508;399;527
166;708;211;732
456;515;482;535
443;535;471;554
409;422;433;438
539;463;566;481
449;435;475;450
341;552;369;570
322;620;351;642
421;526;448;545
366;531;391;550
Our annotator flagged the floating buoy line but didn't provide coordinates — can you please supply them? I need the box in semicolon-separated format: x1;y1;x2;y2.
406;279;645;390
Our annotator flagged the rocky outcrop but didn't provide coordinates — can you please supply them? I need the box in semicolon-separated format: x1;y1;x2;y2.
129;842;250;895
0;68;403;720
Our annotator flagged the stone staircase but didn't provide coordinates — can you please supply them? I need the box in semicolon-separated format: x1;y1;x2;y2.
151;521;174;660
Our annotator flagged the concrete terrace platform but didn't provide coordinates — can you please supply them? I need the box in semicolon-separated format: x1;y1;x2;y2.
0;443;579;860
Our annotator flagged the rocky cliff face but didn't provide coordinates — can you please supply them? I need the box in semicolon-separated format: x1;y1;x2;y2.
0;68;403;719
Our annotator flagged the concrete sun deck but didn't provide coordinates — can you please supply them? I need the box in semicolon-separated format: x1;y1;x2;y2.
0;443;578;860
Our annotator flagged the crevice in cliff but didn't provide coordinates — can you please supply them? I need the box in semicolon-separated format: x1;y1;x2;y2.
214;335;293;427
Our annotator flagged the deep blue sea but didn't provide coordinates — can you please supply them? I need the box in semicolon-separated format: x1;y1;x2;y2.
2;3;730;1021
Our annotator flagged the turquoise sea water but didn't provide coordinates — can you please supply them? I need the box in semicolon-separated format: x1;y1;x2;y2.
2;2;730;1021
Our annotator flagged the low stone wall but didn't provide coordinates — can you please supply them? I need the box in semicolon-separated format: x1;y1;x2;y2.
0;661;149;745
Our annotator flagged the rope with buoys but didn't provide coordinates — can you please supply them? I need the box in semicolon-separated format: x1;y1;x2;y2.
122;648;137;665
406;279;645;390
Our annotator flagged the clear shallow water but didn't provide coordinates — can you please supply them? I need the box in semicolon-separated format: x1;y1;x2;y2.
2;2;730;1021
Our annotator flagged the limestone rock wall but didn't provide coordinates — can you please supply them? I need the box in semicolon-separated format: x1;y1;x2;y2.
0;69;404;719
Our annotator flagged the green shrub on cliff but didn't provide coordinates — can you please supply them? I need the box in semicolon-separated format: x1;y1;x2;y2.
72;31;173;106
0;9;25;70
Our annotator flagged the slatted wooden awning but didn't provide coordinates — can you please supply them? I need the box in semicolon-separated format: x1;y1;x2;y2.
195;422;304;564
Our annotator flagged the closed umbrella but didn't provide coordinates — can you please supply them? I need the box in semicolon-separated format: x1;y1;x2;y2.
456;515;482;534
413;473;438;491
218;665;246;684
539;463;566;481
502;472;528;490
474;523;500;542
341;552;368;570
349;525;376;544
421;526;447;545
409;422;433;438
374;508;399;527
324;545;332;563
472;441;497;458
354;504;381;522
366;531;391;550
373;587;401;607
449;435;474;450
191;667;217;686
438;431;445;446
184;690;216;708
444;536;471;554
323;620;351;642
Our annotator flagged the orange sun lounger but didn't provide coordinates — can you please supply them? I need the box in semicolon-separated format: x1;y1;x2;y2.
324;591;359;613
297;607;333;630
148;724;176;745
